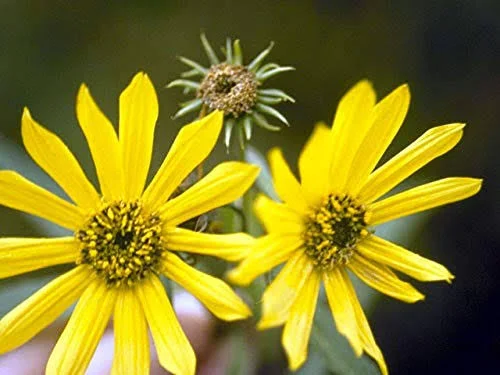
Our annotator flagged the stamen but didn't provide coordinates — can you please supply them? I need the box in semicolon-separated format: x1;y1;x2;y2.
76;201;165;287
198;63;258;117
303;194;370;270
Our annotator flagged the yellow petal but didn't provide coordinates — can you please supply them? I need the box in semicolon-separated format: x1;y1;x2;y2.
358;123;465;203
358;235;454;282
77;84;124;200
0;237;78;278
143;111;223;211
257;251;313;329
282;270;320;371
268;148;309;214
47;279;116;375
328;80;376;193
298;122;332;205
0;266;92;355
345;84;410;195
137;276;195;375
119;72;159;200
0;171;85;230
21;108;100;211
323;268;363;356
254;194;304;235
369;177;482;225
159;162;259;227
227;233;303;286
164;252;251;321
164;227;254;261
113;289;150;375
342;269;388;375
349;254;425;303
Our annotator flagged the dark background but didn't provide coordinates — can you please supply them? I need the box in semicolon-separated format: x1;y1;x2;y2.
0;1;498;374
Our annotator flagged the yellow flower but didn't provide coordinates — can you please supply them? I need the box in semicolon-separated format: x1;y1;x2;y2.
0;72;259;375
228;81;482;374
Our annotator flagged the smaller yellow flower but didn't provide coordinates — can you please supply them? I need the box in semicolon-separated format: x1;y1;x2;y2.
0;72;258;375
229;81;482;374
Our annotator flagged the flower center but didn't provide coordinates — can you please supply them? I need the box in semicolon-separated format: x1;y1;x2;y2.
198;63;258;117
76;201;165;287
303;194;370;270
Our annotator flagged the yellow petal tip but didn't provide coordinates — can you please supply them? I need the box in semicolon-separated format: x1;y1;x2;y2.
256;319;271;330
78;83;89;93
225;269;250;287
414;292;426;302
287;353;307;372
267;147;282;160
21;107;31;118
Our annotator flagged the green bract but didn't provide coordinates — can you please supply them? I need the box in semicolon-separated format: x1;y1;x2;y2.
167;34;295;150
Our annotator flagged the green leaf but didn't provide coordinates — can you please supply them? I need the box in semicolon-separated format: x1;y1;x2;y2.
294;350;330;375
308;299;380;375
0;265;72;318
228;328;253;375
244;145;279;201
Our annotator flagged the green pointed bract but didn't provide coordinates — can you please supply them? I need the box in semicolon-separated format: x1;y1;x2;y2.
257;66;295;81
201;33;219;65
258;88;295;103
243;116;253;140
225;38;233;63
181;69;202;78
252;112;281;132
166;79;200;90
233;39;243;65
178;56;208;74
248;42;274;72
172;98;203;119
224;118;236;150
238;123;246;150
255;103;289;126
167;33;294;149
256;63;280;75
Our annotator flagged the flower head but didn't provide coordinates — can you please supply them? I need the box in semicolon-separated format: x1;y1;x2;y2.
0;72;259;375
168;33;295;149
228;81;482;373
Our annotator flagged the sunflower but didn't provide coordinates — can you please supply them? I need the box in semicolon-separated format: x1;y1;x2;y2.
168;33;295;149
0;72;259;375
228;81;482;374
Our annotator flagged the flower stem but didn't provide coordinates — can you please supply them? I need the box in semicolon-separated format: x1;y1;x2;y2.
237;144;253;233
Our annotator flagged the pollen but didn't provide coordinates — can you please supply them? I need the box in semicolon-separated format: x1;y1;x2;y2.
198;63;258;117
76;201;165;287
303;194;370;270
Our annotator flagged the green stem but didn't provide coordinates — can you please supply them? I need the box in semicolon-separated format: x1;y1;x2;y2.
237;144;253;233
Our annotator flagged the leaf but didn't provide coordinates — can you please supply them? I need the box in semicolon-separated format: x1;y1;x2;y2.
309;300;380;375
244;145;279;201
294;350;329;375
0;265;73;318
228;328;253;375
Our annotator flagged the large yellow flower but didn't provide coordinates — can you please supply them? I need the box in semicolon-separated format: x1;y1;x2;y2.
0;72;258;375
228;81;482;374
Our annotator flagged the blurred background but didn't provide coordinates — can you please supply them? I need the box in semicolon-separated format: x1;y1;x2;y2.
0;1;499;374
